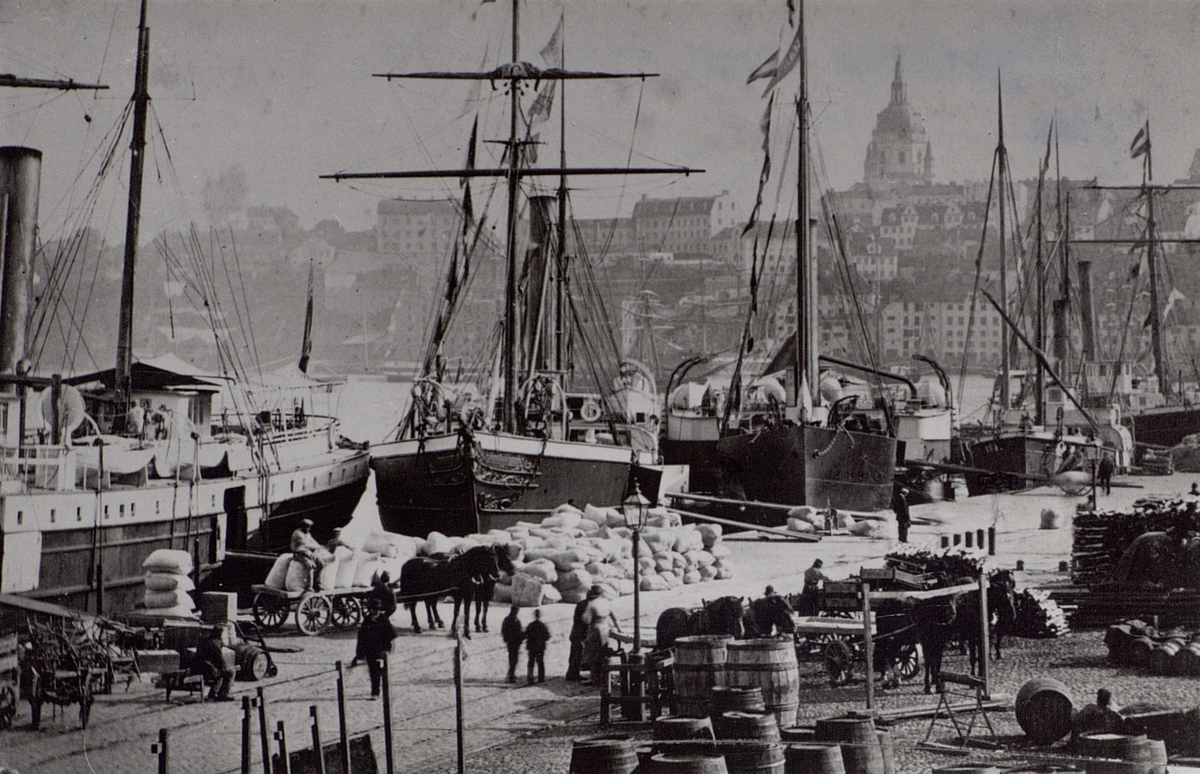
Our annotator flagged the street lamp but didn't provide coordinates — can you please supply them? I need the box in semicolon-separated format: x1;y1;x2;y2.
623;483;651;654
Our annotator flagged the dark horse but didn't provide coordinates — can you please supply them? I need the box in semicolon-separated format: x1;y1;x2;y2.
909;569;1018;693
398;544;514;639
472;577;497;633
749;594;796;638
656;596;754;650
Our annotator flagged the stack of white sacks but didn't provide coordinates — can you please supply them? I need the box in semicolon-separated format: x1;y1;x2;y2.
262;533;422;593
785;504;889;538
141;549;198;618
470;503;733;607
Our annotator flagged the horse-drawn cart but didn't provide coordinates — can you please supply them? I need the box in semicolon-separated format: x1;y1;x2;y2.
793;615;922;687
250;585;376;636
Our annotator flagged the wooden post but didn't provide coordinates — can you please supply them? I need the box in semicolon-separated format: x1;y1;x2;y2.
862;581;874;710
256;687;270;774
151;728;170;774
242;696;253;774
455;631;465;774
275;721;292;774
309;705;326;774
979;570;990;699
381;658;395;774
336;661;351;774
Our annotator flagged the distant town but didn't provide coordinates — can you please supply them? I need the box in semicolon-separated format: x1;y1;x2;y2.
52;58;1200;385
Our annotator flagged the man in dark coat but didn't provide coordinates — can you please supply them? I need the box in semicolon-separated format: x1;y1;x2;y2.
524;609;551;685
892;484;911;542
195;626;234;701
1097;455;1115;496
565;585;602;681
501;605;525;684
350;577;397;699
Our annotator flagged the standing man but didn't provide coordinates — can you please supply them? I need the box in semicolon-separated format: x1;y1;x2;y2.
501;605;525;684
195;626;234;701
799;558;829;615
524;608;551;685
350;580;396;699
582;588;622;686
1097;455;1115;496
291;519;327;591
566;585;602;681
892;484;911;542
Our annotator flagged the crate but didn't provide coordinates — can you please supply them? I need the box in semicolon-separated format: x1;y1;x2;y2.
824;580;861;611
201;592;238;624
135;649;181;675
860;566;930;589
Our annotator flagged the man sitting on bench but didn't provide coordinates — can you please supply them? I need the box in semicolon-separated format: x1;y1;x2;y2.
196;626;235;701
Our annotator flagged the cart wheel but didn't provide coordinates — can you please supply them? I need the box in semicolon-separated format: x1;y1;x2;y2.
79;680;94;728
238;648;270;682
253;593;289;632
896;642;922;681
823;638;854;687
296;594;333;636
331;597;362;629
0;683;15;730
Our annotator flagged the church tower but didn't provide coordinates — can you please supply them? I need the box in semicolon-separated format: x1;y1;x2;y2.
863;57;933;188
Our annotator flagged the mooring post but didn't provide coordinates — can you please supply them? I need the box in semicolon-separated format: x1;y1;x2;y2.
241;695;253;774
309;705;326;774
979;570;990;699
336;661;351;774
255;687;270;774
861;581;874;710
381;658;395;774
151;728;170;774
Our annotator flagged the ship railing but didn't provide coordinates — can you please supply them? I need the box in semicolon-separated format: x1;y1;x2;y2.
255;414;339;449
0;444;76;492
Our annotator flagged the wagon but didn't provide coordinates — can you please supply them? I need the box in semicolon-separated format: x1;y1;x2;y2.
250;585;375;636
792;615;922;688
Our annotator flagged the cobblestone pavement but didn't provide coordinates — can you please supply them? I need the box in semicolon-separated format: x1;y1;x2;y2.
0;471;1192;773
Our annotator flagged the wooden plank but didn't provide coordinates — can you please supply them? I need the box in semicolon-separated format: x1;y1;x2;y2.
667;507;821;542
868;583;977;601
666;491;888;522
876;694;1012;722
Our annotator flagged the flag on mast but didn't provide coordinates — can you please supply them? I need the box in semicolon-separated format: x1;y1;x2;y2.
1131;120;1151;158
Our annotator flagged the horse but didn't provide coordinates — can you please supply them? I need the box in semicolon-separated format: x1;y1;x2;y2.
749;594;796;637
472;577;497;633
908;570;1018;693
399;544;514;639
655;596;751;650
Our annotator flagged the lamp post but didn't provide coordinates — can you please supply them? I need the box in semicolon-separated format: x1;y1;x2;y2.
623;484;651;654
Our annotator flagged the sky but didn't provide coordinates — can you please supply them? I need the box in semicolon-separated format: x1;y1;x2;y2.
3;0;1200;239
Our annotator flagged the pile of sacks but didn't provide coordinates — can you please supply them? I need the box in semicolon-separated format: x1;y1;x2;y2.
141;549;198;618
263;532;423;592
456;503;734;607
785;505;887;538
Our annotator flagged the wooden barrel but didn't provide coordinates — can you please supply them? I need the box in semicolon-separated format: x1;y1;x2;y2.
725;639;800;728
637;745;655;771
1105;625;1133;666
779;727;815;744
715;712;782;744
1127;637;1156;668
715;741;784;774
784;744;845;774
1078;733;1156;774
1149;638;1187;676
1015;677;1075;745
675;636;733;718
876;731;894;774
1174;642;1200;676
570;735;639;774
932;768;1000;774
655;717;718;757
711;687;766;715
814;717;884;774
649;753;731;774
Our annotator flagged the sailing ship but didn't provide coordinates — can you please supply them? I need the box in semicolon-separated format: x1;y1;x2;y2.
0;1;370;612
956;86;1117;495
326;2;693;538
663;1;897;520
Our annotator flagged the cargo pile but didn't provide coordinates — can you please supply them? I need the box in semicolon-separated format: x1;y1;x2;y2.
785;505;887;538
883;544;987;580
490;503;734;606
262;533;422;592
1013;588;1069;638
1105;619;1200;675
141;549;198;618
1072;496;1197;587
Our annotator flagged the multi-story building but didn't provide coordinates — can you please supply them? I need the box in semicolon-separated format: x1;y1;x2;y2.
630;191;738;256
863;57;933;189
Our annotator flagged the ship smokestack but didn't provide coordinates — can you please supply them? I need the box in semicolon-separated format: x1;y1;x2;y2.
1076;259;1096;362
0;147;41;378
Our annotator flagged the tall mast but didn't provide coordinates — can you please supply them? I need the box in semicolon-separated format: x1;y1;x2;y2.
1033;123;1048;425
1143;128;1169;398
794;0;817;409
996;72;1010;410
501;0;522;432
555;10;568;375
116;0;151;408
